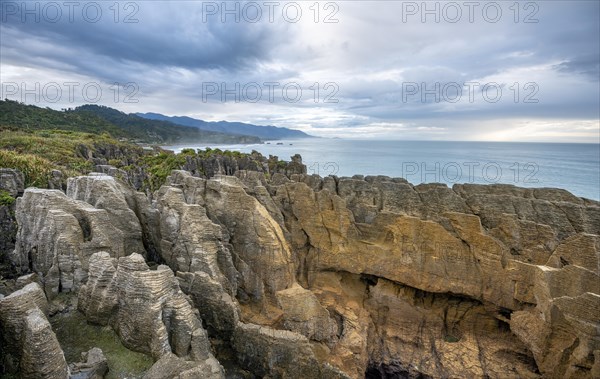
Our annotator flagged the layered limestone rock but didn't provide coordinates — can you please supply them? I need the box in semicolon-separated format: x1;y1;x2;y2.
153;181;238;296
275;283;338;342
510;254;600;377
363;277;540;378
77;252;118;325
267;175;600;378
232;322;349;379
68;347;109;379
143;352;224;379
114;253;206;359
67;174;146;256
5;169;599;378
203;175;295;301
177;270;341;377
78;252;224;376
20;308;69;379
10;174;158;298
177;271;240;340
0;282;68;378
67;173;163;262
163;171;295;316
11;188;131;297
0;168;24;197
0;168;22;279
158;170;599;378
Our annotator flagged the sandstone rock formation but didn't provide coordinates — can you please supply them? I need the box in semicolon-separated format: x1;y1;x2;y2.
0;282;68;378
157;171;296;320
143;352;224;379
156;169;599;378
0;168;24;197
232;322;330;378
67;174;146;255
78;252;225;377
11;188;127;298
9;174;155;298
20;307;69;379
3;166;599;379
152;180;238;297
0;168;22;279
275;283;338;342
68;347;109;379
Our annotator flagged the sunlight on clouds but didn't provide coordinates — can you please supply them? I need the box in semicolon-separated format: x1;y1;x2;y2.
480;120;600;142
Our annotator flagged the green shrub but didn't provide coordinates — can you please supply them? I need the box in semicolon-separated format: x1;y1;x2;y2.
141;152;186;191
108;159;123;167
180;148;196;155
0;190;15;206
0;150;53;187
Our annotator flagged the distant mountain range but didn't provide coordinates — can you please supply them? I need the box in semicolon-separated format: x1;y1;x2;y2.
0;101;311;145
0;101;261;145
76;105;262;144
137;112;313;140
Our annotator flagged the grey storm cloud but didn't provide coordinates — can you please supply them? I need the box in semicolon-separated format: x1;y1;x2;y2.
554;55;600;80
0;0;598;141
1;1;290;75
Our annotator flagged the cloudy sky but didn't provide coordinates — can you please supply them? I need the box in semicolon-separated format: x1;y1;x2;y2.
1;1;599;141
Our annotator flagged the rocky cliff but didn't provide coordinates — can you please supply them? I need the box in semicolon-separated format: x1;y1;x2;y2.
0;160;598;378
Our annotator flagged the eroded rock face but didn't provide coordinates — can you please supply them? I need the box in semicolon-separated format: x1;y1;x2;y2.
203;175;295;301
269;175;599;378
0;282;68;378
275;283;338;342
232;322;331;379
0;168;24;197
21;308;69;379
177;271;240;340
12;188;130;298
68;347;109;379
115;254;204;359
143;352;224;379
79;252;215;363
5;170;598;379
153;183;237;297
10;174;158;299
163;171;295;316
0;169;23;279
77;252;118;325
155;170;600;378
67;174;146;256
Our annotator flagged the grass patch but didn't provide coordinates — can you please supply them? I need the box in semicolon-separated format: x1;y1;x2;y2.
0;129;140;188
444;334;460;343
0;190;15;206
50;309;153;379
137;152;186;192
0;150;54;188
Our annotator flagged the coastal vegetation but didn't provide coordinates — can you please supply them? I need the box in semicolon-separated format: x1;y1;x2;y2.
0;100;282;191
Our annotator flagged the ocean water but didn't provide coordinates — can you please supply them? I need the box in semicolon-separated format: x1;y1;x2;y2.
163;139;600;201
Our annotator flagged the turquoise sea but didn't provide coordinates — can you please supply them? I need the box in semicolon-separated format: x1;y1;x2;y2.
164;139;600;201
